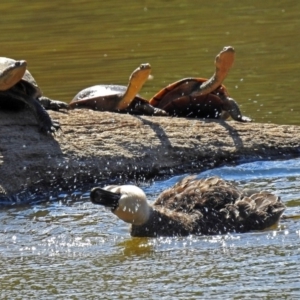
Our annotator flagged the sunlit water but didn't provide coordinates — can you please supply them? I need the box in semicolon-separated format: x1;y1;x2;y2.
1;158;300;298
2;0;300;298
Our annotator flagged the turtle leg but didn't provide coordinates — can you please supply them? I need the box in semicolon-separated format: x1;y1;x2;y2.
220;110;230;120
28;97;61;133
39;96;68;111
1;87;60;133
223;97;252;122
160;96;191;116
159;95;219;118
132;102;168;116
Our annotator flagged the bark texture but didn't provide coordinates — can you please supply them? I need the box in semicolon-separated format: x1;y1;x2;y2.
1;109;299;205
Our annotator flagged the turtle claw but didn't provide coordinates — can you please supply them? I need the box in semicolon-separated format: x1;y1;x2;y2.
51;120;61;131
40;120;61;134
240;116;252;122
230;113;252;123
153;107;168;116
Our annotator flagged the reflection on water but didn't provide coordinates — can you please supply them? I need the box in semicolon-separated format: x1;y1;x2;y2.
1;0;300;298
1;158;300;298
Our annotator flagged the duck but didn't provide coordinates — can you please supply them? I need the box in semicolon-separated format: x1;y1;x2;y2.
90;176;286;237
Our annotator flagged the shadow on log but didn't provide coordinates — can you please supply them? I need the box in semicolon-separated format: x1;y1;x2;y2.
1;109;300;205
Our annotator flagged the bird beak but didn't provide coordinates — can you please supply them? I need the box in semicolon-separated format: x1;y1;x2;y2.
90;187;121;209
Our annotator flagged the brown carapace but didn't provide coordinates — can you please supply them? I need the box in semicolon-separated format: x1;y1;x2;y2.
149;46;251;122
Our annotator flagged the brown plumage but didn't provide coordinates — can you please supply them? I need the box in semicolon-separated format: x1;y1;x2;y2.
90;176;286;237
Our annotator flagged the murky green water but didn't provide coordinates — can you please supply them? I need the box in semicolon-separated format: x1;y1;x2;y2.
1;0;300;298
2;0;300;125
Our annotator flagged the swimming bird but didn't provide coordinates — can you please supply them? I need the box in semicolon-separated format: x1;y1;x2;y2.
90;176;286;237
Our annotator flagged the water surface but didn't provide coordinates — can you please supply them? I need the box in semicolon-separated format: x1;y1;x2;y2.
1;159;300;298
2;1;300;125
1;1;300;298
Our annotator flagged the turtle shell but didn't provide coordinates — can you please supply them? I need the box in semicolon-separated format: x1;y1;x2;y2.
149;78;229;118
69;84;148;111
69;84;168;116
147;45;251;122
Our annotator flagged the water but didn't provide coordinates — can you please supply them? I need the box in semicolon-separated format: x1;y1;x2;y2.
1;0;300;298
1;158;300;298
2;1;300;125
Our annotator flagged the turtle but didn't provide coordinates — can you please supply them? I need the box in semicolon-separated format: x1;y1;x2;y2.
148;46;252;122
0;57;68;133
68;63;167;116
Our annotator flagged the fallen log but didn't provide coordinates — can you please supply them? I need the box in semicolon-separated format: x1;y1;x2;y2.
1;109;300;205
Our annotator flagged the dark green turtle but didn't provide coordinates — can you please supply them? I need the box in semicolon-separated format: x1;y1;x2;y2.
0;57;68;133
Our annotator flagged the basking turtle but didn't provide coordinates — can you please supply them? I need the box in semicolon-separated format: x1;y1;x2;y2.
0;57;68;133
149;46;251;122
68;63;167;116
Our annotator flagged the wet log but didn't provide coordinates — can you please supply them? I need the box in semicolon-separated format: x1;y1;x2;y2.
1;109;300;205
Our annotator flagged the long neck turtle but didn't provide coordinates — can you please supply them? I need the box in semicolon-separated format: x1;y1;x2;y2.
68;63;167;116
149;46;251;122
0;57;68;133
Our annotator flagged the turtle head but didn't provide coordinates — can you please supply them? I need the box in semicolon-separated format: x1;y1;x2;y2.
0;60;27;91
90;185;151;225
128;63;152;92
215;46;235;73
116;63;152;110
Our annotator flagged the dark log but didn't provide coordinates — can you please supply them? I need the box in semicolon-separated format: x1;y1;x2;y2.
1;109;299;205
